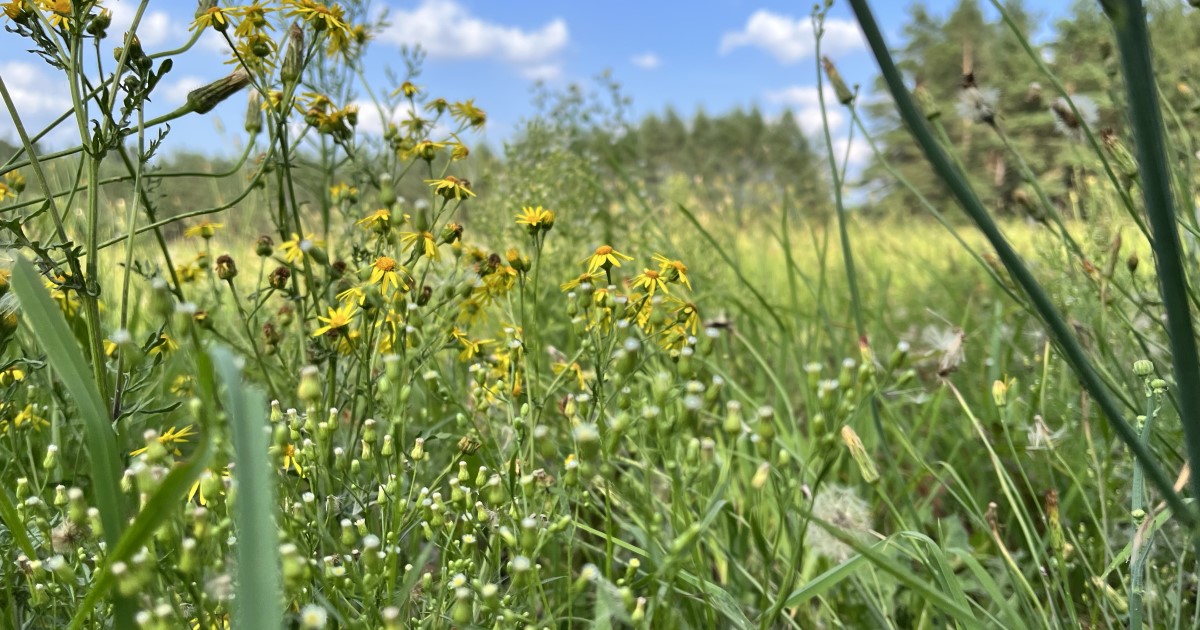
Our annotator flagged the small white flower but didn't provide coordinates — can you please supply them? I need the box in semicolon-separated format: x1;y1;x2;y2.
299;604;328;628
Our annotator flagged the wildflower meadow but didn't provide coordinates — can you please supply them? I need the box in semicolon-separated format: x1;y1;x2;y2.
1;0;1200;627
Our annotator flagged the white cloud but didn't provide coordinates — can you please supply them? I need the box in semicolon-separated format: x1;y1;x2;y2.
720;10;863;64
833;135;871;168
107;1;180;48
519;63;563;82
163;76;207;104
0;62;75;146
766;85;844;134
631;52;661;70
380;0;568;79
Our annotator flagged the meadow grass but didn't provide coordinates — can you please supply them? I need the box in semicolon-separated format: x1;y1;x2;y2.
1;1;1199;628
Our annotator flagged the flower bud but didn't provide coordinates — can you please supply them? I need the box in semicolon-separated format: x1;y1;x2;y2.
1132;359;1154;377
281;23;305;84
187;69;251;114
822;57;855;105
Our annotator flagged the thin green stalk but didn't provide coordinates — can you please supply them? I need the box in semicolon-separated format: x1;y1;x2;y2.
846;0;1195;530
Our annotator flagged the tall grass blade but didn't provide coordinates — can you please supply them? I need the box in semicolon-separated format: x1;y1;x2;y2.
212;346;282;630
1100;0;1200;531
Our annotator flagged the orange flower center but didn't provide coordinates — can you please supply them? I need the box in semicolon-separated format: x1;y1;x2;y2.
375;256;397;271
595;245;613;255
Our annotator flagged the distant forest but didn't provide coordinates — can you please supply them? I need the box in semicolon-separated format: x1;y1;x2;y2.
5;0;1200;229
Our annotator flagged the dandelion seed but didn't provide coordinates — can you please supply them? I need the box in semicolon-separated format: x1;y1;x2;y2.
806;484;872;562
955;73;998;126
1050;95;1098;141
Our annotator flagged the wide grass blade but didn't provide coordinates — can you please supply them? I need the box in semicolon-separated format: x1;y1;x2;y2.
11;258;127;545
212;346;282;630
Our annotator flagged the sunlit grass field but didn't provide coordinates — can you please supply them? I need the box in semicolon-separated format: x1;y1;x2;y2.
2;0;1200;628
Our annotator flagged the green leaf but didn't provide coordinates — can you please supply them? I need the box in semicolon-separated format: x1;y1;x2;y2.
0;486;36;559
212;346;282;630
11;258;126;545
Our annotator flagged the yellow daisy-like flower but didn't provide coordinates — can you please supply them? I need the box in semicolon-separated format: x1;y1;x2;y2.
450;328;492;362
515;206;555;233
450;99;487;128
282;443;304;476
369;256;408;294
183;221;224;240
187;468;230;506
425;176;475;201
131;424;197;457
582;245;633;274
666;297;702;335
329;181;358;204
312;303;357;337
279;233;324;265
392;81;420;98
231;1;275;38
39;0;70;29
283;0;348;33
12;404;48;431
401;231;440;260
2;1;28;22
560;270;603;292
631;269;669;296
355;208;392;232
652;253;692;290
552;361;588;391
336;285;366;305
0;365;25;387
149;333;179;356
190;5;233;32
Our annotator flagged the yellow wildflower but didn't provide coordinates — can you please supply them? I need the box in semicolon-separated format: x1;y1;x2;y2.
183;221;224;240
515;206;555;234
12;404;48;431
282;443;304;476
355;208;392;232
631;269;669;296
369;256;407;294
131;424;197;457
190;5;233;32
0;365;25;387
279;232;324;264
582;245;633;274
560;270;603;292
652;254;692;289
425;176;475;200
312;303;357;337
401;231;440;260
450;99;487;128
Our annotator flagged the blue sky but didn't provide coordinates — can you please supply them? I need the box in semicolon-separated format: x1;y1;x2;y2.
0;0;1076;165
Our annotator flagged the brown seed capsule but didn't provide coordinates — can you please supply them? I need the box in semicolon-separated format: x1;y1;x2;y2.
269;266;292;291
215;254;238;281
